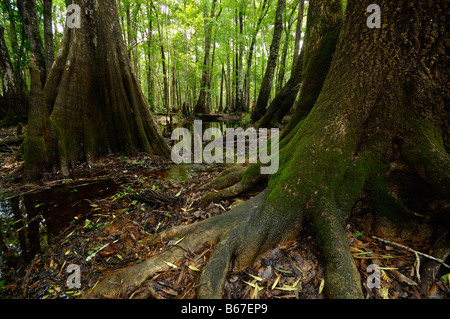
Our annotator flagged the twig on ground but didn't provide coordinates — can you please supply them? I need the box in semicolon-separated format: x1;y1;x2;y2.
372;236;450;270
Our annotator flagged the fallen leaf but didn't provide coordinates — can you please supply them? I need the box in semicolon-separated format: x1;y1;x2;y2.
188;265;200;272
318;278;325;294
164;261;178;269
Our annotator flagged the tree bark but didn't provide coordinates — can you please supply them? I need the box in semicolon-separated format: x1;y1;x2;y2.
147;6;154;111
282;0;342;136
194;0;218;115
43;0;54;75
23;55;55;181
242;0;270;112
257;0;341;129
26;0;170;180
0;26;28;127
251;0;286;122
233;5;245;113
292;0;305;70
276;4;296;94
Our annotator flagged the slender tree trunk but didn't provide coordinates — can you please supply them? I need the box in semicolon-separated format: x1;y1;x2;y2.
243;0;270;112
172;51;178;110
292;0;305;70
257;0;339;129
225;52;231;112
233;6;245;113
219;64;224;113
43;0;54;75
251;0;286;122
194;0;218;115
147;12;154;111
4;0;24;87
17;0;47;86
208;33;217;112
0;26;28;126
276;5;296;94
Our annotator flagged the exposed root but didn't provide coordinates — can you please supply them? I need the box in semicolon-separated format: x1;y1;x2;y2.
420;234;450;295
201;164;266;205
82;191;266;298
311;203;363;298
403;123;450;196
198;165;246;191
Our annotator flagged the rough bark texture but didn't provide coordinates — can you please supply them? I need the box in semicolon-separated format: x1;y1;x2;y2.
84;0;449;300
27;0;170;179
193;0;218;115
23;55;56;181
43;0;54;75
251;0;286;122
255;47;304;128
282;0;342;136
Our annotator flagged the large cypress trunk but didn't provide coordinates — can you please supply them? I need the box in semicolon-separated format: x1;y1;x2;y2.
25;0;170;179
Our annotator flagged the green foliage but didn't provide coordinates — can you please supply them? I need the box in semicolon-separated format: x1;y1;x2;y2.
1;0;309;115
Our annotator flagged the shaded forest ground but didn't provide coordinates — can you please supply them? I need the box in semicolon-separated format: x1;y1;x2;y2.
0;124;449;299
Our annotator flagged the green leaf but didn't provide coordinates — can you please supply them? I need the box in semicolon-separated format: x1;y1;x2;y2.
164;261;178;269
247;273;263;281
188;265;201;272
318;278;325;294
274;267;292;274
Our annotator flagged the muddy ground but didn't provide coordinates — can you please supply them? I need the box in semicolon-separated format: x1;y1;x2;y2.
0;125;449;300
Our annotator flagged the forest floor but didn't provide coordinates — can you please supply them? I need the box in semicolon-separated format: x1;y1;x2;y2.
0;124;449;299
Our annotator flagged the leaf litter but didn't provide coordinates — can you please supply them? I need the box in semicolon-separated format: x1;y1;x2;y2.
0;142;448;299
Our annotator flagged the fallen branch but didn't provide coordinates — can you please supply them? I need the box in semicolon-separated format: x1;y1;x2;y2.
0;134;25;146
372;236;450;270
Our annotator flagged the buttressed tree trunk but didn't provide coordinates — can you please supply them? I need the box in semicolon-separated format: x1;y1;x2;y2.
85;0;449;299
25;0;170;180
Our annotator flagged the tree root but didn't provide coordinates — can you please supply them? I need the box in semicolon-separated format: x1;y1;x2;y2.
198;165;247;192
311;203;363;298
403;122;450;196
83;187;365;299
82;191;267;299
420;234;450;296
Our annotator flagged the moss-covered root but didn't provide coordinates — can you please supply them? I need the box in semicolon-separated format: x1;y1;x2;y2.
201;163;266;205
403;122;450;197
198;165;247;192
311;204;364;299
82;191;265;299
